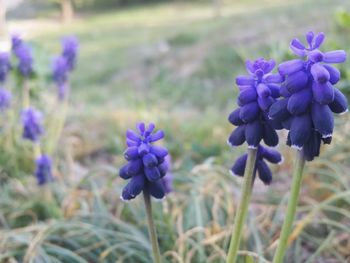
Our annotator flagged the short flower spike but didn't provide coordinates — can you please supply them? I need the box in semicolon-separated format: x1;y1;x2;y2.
269;31;348;161
0;52;11;83
120;122;170;201
21;107;44;142
228;58;283;149
35;155;53;185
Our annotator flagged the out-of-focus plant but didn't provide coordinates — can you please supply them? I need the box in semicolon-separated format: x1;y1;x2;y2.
0;34;78;188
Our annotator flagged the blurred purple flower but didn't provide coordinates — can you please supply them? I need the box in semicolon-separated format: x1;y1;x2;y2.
14;44;33;77
35;154;53;185
230;145;282;185
228;58;283;149
269;31;348;161
11;34;23;52
0;52;11;83
21;107;44;142
119;122;169;201
52;56;69;100
0;88;11;110
61;36;78;71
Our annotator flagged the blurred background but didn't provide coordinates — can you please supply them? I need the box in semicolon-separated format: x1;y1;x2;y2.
0;0;350;262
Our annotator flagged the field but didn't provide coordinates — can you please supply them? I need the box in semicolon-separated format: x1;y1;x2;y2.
1;0;350;262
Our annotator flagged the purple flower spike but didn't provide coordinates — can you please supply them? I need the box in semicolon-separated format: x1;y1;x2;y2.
61;36;79;71
0;88;11;110
14;44;33;77
229;57;283;149
269;31;347;161
161;155;173;194
120;122;169;201
230;145;282;185
0;52;11;83
21;107;44;142
35;155;53;185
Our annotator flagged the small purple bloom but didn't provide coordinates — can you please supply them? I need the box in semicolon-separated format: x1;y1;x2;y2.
230;145;282;185
61;36;78;71
11;34;23;52
0;88;11;110
14;44;33;77
52;56;69;100
269;31;348;161
0;52;11;83
120;122;169;201
228;58;282;149
35;155;53;185
21;107;44;142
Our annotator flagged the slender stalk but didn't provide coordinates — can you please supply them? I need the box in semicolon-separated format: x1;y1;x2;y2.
272;149;306;263
143;190;161;263
226;148;258;263
22;78;29;108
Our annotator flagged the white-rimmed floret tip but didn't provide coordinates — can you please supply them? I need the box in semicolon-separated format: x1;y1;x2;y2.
339;109;348;115
291;145;303;150
278;156;284;165
321;133;332;139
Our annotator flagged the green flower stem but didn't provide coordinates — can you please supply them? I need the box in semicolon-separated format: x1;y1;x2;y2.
22;79;29;108
272;149;306;263
226;148;258;263
143;190;162;263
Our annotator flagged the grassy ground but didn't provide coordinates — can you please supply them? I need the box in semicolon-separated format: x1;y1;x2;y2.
1;0;350;262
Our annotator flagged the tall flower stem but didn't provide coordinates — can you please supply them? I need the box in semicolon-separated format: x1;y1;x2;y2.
143;190;161;263
226;148;258;263
22;78;29;108
272;149;306;263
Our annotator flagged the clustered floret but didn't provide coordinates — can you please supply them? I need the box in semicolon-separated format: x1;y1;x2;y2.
120;122;170;200
35;155;53;185
269;31;348;161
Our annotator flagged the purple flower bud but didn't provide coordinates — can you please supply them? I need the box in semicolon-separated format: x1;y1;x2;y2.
258;96;274;111
262;122;278;147
261;147;282;164
285;71;309;93
228;125;246;147
323;64;340;85
35;155;53;185
52;56;69;87
287;88;312;115
120;122;168;201
21;107;44;142
160;155;173;194
257;160;272;185
269;98;290;122
312;82;334;105
237;88;257;105
322;50;347;64
245;120;263;149
311;103;333;138
11;34;23;51
290;114;312;149
62;36;79;71
228;108;243;126
278;59;304;76
329;88;348;114
230;154;247;176
310;63;329;83
239;102;260;122
0;52;11;83
0;88;11;110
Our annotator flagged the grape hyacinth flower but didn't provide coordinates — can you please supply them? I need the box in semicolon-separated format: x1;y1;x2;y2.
120;122;168;263
35;155;53;185
270;32;347;263
52;56;69;99
61;36;79;71
0;88;11;111
0;52;11;83
226;58;283;263
269;31;347;161
230;145;282;185
21;107;44;142
120;122;169;201
228;58;283;149
11;34;23;53
13;44;34;77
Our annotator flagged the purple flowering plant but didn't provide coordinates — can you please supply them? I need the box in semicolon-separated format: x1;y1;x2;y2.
269;31;348;161
120;122;169;201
